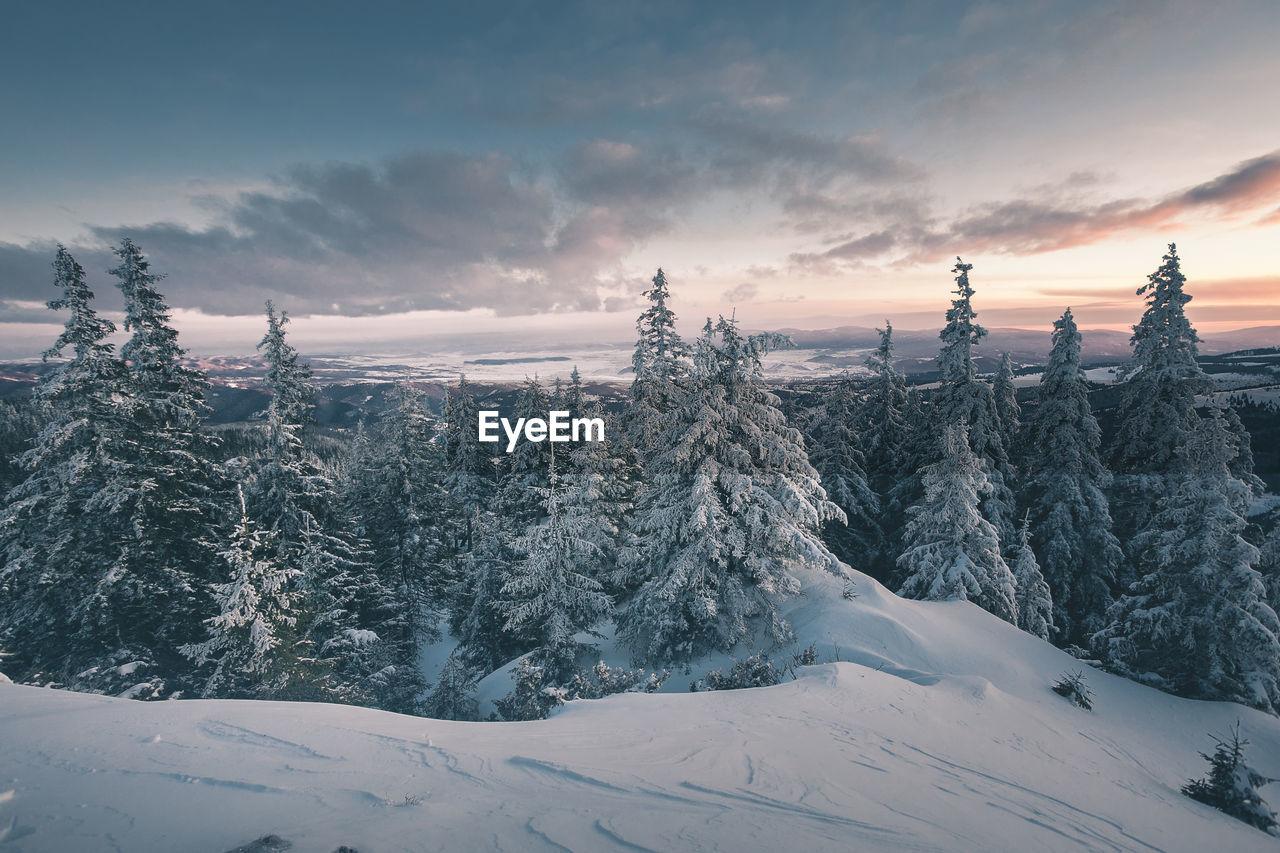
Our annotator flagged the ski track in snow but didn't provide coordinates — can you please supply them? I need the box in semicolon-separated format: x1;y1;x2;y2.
3;568;1280;851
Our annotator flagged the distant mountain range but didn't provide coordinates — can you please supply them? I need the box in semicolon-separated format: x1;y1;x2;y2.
773;325;1280;371
1;326;1277;404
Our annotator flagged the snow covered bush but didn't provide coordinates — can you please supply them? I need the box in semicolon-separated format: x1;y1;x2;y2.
565;661;669;700
792;643;820;667
423;651;480;721
1051;671;1094;710
1182;724;1277;835
692;653;783;692
494;657;568;721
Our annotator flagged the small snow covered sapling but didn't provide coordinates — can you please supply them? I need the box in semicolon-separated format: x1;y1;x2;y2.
494;657;567;721
793;643;820;667
1051;671;1094;710
565;661;669;700
1182;723;1278;835
692;653;783;691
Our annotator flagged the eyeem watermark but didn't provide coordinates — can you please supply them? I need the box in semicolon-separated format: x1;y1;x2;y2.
478;410;605;452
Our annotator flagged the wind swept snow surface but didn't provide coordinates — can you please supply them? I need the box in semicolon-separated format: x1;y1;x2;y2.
2;569;1279;852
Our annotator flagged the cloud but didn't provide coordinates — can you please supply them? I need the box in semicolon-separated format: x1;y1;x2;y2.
558;139;698;208
722;282;758;302
791;150;1280;269
2;151;665;317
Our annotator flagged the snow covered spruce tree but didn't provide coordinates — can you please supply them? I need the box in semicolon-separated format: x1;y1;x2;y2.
451;377;557;671
1095;410;1280;713
423;650;480;721
992;351;1022;468
99;238;226;684
1108;244;1212;560
883;387;935;585
897;424;1018;623
1011;514;1053;641
0;246;132;689
860;323;912;578
932;259;1017;548
805;376;880;574
617;315;844;663
0;399;39;498
1182;723;1278;835
343;382;447;678
627;268;691;466
565;403;632;593
495;377;553;524
501;455;613;680
1022;308;1122;646
451;508;528;672
348;381;452;612
439;374;497;551
1262;522;1280;620
861;322;910;493
180;487;302;698
247;303;424;711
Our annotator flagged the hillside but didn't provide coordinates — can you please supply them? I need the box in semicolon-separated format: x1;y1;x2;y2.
3;568;1278;852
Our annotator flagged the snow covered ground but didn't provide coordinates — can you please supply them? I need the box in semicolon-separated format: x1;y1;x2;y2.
3;568;1279;852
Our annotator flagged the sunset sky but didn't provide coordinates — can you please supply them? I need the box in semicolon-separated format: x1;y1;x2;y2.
1;0;1278;356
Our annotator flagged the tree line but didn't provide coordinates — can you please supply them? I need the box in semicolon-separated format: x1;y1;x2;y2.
0;241;1278;718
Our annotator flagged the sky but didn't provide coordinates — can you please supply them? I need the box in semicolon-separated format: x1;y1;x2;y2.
1;0;1278;356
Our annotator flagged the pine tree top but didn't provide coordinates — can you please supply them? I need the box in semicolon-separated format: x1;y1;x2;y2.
938;257;987;385
1131;243;1203;380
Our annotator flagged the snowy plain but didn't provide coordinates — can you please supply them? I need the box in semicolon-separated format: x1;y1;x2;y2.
2;567;1279;852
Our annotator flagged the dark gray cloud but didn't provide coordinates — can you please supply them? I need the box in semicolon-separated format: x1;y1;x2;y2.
1;105;937;318
1;151;659;317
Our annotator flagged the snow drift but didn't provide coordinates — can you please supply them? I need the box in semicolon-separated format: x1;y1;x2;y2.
2;568;1279;852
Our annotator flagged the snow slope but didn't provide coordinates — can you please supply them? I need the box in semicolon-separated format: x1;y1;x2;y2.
3;569;1279;852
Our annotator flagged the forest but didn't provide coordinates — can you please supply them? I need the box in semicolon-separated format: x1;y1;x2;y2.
1;239;1278;724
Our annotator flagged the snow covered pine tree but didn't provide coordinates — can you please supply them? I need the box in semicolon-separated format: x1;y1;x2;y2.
1096;410;1280;713
932;258;1017;549
897;424;1018;623
618;315;844;663
1021;308;1122;646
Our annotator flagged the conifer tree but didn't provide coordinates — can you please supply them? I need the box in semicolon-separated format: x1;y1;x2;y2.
564;402;631;592
1011;514;1053;641
1096;411;1280;713
342;382;447;707
897;424;1018;623
993;351;1021;467
628;268;690;464
1109;243;1211;552
1223;404;1266;498
495;378;552;524
501;455;613;679
1261;523;1280;619
349;382;452;616
247;303;422;710
99;238;225;678
424;650;480;721
0;246;131;688
439;375;497;549
1182;724;1278;835
180;487;302;698
566;365;587;419
451;512;526;672
861;322;910;495
806;377;880;574
933;258;1016;547
618;316;843;663
1022;308;1122;645
883;387;933;583
0;399;38;497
